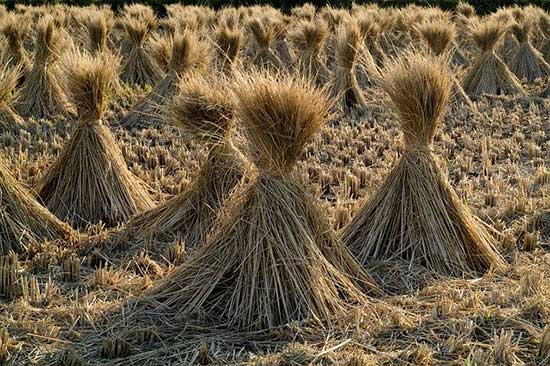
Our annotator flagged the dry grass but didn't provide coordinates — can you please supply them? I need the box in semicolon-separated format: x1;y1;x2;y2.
110;76;248;252
140;72;375;332
118;14;163;87
508;19;550;82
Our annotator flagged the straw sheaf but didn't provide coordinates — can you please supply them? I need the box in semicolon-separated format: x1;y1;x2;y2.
123;3;155;21
170;31;211;75
63;52;117;121
35;15;64;65
248;18;277;49
1;14;30;55
168;76;234;143
416;19;457;55
291;3;316;21
357;16;381;42
510;19;532;44
290;20;328;50
470;19;507;52
233;72;331;174
214;25;243;73
336;21;361;70
120;15;156;47
85;13;110;54
0;65;20;105
456;1;475;18
381;52;451;147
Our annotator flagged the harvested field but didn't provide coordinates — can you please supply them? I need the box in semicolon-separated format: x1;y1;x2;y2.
1;2;550;366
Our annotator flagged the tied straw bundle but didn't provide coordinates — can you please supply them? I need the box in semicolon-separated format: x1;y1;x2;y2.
343;52;506;278
142;72;377;331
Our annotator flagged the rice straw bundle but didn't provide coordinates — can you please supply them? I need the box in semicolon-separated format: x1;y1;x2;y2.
36;53;154;229
114;76;248;251
456;1;475;18
357;15;387;68
247;18;284;71
142;72;376;331
120;32;210;129
0;158;76;255
508;19;550;82
539;14;550;62
321;7;350;69
272;17;294;70
331;21;368;112
416;19;474;110
213;25;243;77
462;19;524;98
16;15;73;119
342;53;506;278
148;34;172;73
291;3;316;21
85;12;111;55
119;14;163;87
123;3;155;22
0;65;24;130
289;20;330;86
0;14;31;83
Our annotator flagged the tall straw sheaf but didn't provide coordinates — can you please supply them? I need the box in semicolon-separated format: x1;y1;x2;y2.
142;72;377;331
36;53;154;228
112;76;248;252
343;52;506;278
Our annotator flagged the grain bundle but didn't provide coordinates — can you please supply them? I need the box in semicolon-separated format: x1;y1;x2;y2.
462;19;524;98
16;15;72;119
36;53;154;229
213;25;243;77
357;15;387;68
539;14;550;62
115;76;248;251
321;7;350;70
85;12;111;55
456;1;475;18
143;72;376;331
509;19;550;82
0;14;31;83
272;18;294;70
289;20;330;86
342;53;506;278
148;34;172;73
416;19;475;110
331;21;368;112
120;32;210;129
0;65;24;130
0;158;75;255
248;18;284;71
291;3;316;21
119;14;163;87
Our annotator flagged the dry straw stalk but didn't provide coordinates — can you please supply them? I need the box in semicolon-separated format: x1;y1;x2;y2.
16;15;73;119
0;158;76;255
